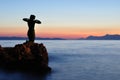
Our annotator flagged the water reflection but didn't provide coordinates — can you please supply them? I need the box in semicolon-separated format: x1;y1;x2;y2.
0;68;51;80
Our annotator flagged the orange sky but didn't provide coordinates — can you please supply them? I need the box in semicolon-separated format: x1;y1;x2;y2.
0;25;120;39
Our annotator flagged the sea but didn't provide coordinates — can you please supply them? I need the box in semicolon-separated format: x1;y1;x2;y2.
0;40;120;80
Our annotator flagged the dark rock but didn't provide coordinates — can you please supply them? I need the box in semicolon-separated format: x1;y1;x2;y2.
0;42;51;73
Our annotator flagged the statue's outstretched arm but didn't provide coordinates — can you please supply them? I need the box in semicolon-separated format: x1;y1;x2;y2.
23;18;29;22
35;20;41;24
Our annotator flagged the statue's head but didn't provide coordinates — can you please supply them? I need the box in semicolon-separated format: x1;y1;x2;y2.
30;15;35;20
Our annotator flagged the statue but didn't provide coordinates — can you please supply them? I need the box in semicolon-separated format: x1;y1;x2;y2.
23;15;41;42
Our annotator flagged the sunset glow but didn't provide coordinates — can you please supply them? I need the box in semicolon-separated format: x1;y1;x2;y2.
0;0;120;39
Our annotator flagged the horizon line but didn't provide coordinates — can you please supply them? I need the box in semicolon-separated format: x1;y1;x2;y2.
0;34;120;39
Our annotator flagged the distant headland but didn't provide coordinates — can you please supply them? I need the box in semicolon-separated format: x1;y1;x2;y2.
79;34;120;40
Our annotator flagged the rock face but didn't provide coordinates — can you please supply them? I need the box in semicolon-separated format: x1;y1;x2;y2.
0;42;51;73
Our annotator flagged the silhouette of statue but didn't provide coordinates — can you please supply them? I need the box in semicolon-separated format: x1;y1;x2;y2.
23;15;41;42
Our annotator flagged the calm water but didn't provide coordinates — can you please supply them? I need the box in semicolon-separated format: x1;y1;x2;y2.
0;40;120;80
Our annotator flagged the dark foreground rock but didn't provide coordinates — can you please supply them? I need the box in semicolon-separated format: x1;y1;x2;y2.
0;42;51;74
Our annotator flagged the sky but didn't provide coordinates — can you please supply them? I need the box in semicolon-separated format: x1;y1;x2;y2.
0;0;120;39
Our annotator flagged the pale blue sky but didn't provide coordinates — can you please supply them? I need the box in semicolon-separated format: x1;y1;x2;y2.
0;0;120;25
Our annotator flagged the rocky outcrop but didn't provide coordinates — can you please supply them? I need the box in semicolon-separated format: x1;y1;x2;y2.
0;42;51;73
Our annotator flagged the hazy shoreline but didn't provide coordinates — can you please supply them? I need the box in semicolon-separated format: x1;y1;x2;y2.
0;34;120;40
